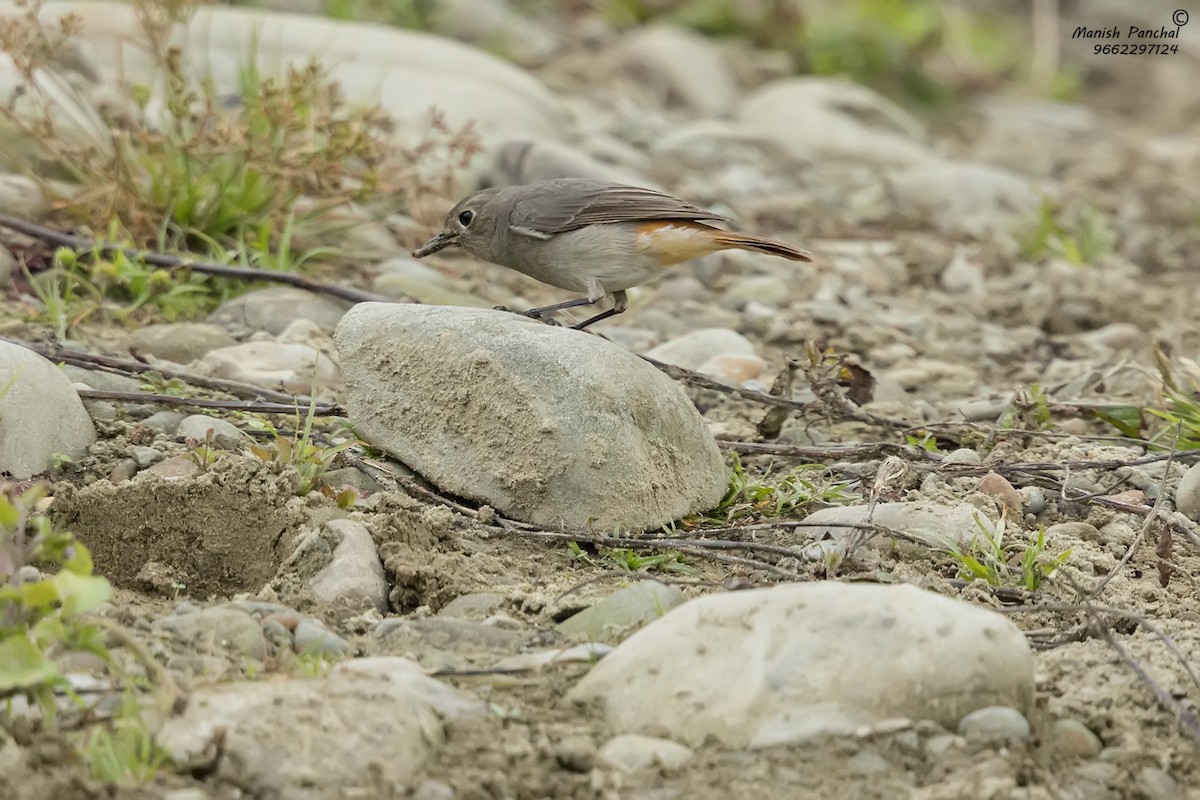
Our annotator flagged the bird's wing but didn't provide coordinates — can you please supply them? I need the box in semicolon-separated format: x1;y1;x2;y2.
510;179;730;235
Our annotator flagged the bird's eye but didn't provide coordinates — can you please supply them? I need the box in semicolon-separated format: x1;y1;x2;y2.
458;210;474;226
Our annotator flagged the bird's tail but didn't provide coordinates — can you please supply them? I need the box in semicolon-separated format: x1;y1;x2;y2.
710;231;814;262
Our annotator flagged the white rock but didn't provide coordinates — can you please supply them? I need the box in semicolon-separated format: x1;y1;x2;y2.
208;287;350;335
490;138;651;188
308;519;388;614
195;341;341;397
39;2;566;140
617;25;737;117
802;501;995;551
335;304;726;531
888;160;1041;238
157;657;481;799
643;328;757;372
125;322;236;364
738;77;932;165
1176;462;1200;522
0;342;96;478
598;733;694;772
567;583;1034;748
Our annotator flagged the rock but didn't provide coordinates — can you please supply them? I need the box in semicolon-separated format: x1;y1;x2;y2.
697;353;766;385
308;519;388;614
643;328;757;372
802;502;995;552
956;706;1031;742
940;249;986;295
437;593;507;620
1176;462;1200;522
556;581;685;640
152;605;268;660
46;3;564;142
144;454;203;481
720;275;792;308
490;138;650;187
942;448;982;466
157;657;482;800
978;472;1023;516
293;616;353;658
376;617;529;668
335;304;725;530
139;411;186;434
568;583;1033;749
208;287;350;336
617;25;737;117
1050;719;1103;758
0;244;15;289
125;322;236;364
887;160;1041;238
1137;767;1179;800
738;77;931;165
0;174;49;217
176;414;247;446
598;733;694;772
0;342;96;478
194;341;341;397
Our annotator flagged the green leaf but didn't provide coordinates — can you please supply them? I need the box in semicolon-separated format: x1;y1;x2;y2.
53;571;113;615
63;540;96;575
1091;406;1143;439
0;633;58;690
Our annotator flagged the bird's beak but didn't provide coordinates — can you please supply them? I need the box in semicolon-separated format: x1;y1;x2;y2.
412;231;459;258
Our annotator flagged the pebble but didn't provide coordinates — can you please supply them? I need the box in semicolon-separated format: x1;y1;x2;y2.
437;593;507;620
195;341;341;397
307;519;388;614
1020;486;1047;516
556;581;685;640
130;446;161;467
0;342;96;478
1137;767;1178;800
125;322;236;364
978;472;1024;515
802;501;996;552
597;734;694;772
1175;461;1200;522
208;287;350;336
697;353;766;385
1050;718;1103;758
293;616;353;658
568;583;1033;748
335;304;725;531
152;605;267;661
143;454;203;480
942;448;983;466
140;411;186;434
643;327;757;371
957;706;1031;742
176;414;247;446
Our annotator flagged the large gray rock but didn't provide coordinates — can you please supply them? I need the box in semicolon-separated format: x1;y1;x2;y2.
38;2;566;140
0;342;96;477
157;657;482;800
335;304;726;530
617;25;738;118
737;77;932;165
887;159;1042;238
567;583;1034;748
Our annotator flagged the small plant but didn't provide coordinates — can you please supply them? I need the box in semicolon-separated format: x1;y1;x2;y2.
248;401;360;497
185;428;222;470
0;483;113;721
713;454;859;523
922;513;1070;592
998;383;1053;432
79;692;169;783
1019;198;1115;265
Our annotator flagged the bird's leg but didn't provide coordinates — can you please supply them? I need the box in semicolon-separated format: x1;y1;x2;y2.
524;278;606;319
573;289;628;330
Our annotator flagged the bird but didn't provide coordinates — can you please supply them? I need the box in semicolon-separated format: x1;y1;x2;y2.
412;178;814;329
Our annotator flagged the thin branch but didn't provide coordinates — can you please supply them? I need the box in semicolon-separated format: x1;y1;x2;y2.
2;336;318;405
0;213;400;305
76;389;344;416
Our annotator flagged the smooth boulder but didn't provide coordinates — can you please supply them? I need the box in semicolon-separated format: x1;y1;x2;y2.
0;342;96;478
334;304;726;530
567;583;1035;748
